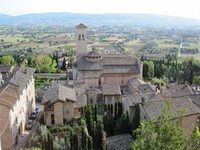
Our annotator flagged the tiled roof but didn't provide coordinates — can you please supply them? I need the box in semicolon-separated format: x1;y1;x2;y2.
102;84;121;95
190;94;200;107
76;23;88;29
128;78;155;94
0;84;20;108
77;52;141;74
77;56;103;71
9;67;35;93
42;84;76;104
106;134;133;150
162;84;193;98
85;49;101;57
123;93;162;106
142;96;200;119
102;54;138;65
0;65;14;73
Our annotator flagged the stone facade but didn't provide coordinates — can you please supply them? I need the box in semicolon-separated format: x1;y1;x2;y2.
76;23;87;59
42;84;76;125
138;97;200;138
44;101;74;125
0;66;35;150
73;24;143;107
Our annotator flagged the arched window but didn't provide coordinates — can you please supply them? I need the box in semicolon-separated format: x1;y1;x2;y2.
51;114;55;124
82;34;85;40
79;34;81;40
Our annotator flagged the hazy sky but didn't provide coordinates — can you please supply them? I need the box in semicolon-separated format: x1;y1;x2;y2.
1;0;200;20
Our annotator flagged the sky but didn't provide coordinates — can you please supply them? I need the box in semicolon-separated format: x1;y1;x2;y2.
1;0;200;20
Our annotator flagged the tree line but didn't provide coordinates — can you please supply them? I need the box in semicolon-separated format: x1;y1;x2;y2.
141;55;200;85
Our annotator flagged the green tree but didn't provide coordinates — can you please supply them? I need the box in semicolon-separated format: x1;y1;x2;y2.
84;105;94;137
61;57;66;70
187;127;200;150
131;102;186;150
94;118;104;150
193;76;200;84
35;54;57;73
0;55;15;66
143;61;154;79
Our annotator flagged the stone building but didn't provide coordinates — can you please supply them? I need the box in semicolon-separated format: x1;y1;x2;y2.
42;84;76;125
0;65;35;150
72;23;143;106
139;97;200;138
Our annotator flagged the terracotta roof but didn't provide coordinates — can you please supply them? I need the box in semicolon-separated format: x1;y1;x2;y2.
102;84;121;96
42;84;76;104
102;54;138;65
10;67;35;92
77;56;103;71
142;96;200;119
0;65;14;73
128;78;155;94
190;94;200;107
85;49;101;57
77;53;141;74
76;23;87;29
123;93;163;106
0;84;20;108
162;84;193;98
106;134;133;150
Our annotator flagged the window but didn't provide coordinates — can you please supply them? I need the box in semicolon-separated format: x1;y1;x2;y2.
90;98;93;104
79;34;81;40
63;119;66;124
82;34;85;40
51;114;55;125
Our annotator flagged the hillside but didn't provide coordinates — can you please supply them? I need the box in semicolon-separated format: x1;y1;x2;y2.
0;13;200;28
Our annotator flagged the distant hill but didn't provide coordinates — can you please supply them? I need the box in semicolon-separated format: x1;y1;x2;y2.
0;12;200;28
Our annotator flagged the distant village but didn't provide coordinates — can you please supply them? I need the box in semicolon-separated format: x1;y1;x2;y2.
0;24;200;150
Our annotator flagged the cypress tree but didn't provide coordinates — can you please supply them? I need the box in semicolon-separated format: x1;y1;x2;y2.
118;102;123;118
111;104;113;119
85;105;94;137
88;136;93;150
114;102;117;120
95;118;104;150
133;104;140;138
104;104;107;113
61;57;66;70
70;131;74;150
108;104;111;117
94;104;97;122
74;132;79;150
81;127;86;150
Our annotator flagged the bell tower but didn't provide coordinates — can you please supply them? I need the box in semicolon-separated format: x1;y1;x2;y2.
75;23;87;59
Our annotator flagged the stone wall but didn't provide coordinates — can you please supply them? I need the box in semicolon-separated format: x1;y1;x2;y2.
102;73;141;86
63;101;74;122
54;102;64;125
1;126;13;150
44;111;54;125
104;95;121;104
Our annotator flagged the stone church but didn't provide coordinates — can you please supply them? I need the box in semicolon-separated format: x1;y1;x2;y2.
72;23;143;107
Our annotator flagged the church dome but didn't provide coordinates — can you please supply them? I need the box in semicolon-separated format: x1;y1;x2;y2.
84;48;102;62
